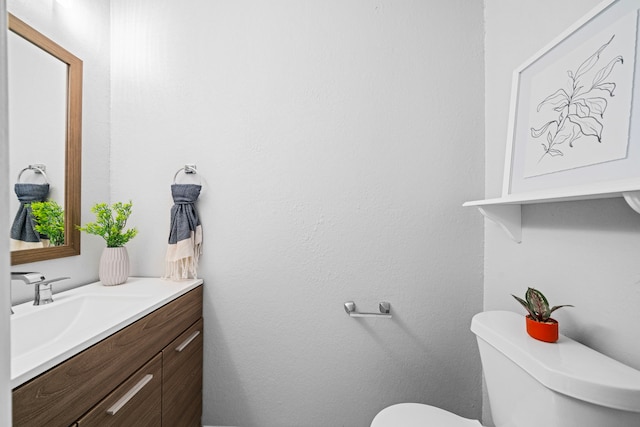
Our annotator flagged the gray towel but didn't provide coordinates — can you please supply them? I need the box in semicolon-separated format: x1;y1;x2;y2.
10;183;50;243
164;184;203;280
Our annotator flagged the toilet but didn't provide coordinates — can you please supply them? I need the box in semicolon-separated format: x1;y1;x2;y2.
371;310;640;427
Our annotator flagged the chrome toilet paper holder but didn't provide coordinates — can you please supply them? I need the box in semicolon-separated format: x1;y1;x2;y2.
344;301;392;319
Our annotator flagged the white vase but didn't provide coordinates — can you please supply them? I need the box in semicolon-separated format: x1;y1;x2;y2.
99;246;130;286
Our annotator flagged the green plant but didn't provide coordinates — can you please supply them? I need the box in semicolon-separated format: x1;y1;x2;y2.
512;287;573;323
77;201;138;247
30;200;65;246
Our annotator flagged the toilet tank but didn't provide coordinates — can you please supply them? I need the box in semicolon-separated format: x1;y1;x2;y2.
470;311;640;427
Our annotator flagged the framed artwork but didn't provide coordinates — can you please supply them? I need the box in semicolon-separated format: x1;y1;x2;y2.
503;0;640;197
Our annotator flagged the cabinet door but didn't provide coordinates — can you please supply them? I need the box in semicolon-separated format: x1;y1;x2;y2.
163;318;203;427
77;353;162;426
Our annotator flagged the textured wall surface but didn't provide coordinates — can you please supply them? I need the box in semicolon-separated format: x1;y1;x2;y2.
110;1;485;425
1;0;11;422
484;0;640;424
7;0;111;303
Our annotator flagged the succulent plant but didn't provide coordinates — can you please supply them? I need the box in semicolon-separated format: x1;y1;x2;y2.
512;287;573;323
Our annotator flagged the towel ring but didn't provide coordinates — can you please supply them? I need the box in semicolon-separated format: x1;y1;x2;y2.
173;164;201;184
17;164;49;184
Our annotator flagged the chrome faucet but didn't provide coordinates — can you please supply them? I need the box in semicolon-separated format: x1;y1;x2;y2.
11;272;46;285
11;272;45;314
11;272;70;308
31;277;70;305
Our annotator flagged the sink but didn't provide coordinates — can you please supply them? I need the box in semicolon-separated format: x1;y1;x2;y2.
11;294;148;359
12;296;83;358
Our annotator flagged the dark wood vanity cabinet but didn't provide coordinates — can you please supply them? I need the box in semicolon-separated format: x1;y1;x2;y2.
163;318;204;427
12;285;203;427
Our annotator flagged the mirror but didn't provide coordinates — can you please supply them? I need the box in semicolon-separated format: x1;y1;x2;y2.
8;13;82;265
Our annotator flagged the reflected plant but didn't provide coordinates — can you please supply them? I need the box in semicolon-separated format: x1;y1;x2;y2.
30;200;65;246
531;35;623;161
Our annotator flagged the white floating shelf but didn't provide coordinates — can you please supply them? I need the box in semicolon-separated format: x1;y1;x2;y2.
464;183;640;243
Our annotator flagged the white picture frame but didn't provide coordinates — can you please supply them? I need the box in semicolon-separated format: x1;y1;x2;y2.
503;0;640;198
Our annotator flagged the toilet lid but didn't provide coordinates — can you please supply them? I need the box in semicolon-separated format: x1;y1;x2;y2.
371;403;482;427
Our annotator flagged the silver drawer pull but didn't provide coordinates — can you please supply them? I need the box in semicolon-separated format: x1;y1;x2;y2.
176;330;201;352
106;374;153;416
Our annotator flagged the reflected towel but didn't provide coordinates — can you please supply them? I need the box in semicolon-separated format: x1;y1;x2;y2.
10;183;50;250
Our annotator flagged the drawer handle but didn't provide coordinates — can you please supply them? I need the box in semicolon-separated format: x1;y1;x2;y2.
176;330;201;352
106;374;154;416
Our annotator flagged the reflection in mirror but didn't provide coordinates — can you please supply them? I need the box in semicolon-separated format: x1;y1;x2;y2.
8;13;82;265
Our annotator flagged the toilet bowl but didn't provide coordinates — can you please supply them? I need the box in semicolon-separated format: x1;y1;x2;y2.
371;311;640;427
371;403;481;426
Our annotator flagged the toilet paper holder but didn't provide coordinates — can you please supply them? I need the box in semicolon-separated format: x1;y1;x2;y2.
344;301;392;319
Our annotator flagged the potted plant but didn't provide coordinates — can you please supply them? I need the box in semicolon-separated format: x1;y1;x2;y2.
512;287;573;343
30;200;65;247
77;201;138;286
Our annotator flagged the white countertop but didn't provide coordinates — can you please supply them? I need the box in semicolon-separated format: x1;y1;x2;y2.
11;277;203;388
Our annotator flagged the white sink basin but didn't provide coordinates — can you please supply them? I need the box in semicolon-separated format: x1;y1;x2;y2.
11;294;147;358
11;277;203;388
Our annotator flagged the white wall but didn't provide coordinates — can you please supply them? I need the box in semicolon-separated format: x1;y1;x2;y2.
1;0;12;422
110;1;485;425
484;0;640;423
7;0;111;304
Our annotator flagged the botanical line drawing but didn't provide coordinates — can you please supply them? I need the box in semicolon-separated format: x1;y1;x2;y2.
530;35;623;162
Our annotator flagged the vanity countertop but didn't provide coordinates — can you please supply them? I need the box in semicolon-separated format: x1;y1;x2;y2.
11;276;203;388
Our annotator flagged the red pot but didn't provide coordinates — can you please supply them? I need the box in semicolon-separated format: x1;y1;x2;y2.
526;315;558;343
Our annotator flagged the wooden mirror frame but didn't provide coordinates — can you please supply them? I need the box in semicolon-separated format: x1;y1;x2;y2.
9;14;82;265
